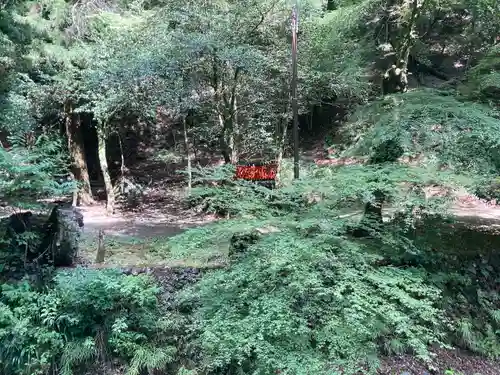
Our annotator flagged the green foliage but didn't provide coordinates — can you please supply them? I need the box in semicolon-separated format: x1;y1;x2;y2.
166;163;451;373
181;230;449;374
164;153;500;373
175;170;448;374
465;45;500;106
473;176;500;201
0;268;176;375
185;164;279;217
0;133;74;205
2;1;500;375
341;89;500;174
0;0;76;208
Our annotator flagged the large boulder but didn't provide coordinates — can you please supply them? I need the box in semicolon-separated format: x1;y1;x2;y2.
37;205;84;267
0;204;84;279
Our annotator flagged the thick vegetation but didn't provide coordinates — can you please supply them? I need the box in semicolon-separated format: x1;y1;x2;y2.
1;0;500;374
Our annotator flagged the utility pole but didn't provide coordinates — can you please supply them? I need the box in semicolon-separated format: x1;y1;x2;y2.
291;4;300;179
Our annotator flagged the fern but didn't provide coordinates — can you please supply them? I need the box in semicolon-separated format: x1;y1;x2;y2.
60;338;97;375
341;89;500;175
0;268;179;375
126;345;177;375
466;45;500;104
0;132;74;207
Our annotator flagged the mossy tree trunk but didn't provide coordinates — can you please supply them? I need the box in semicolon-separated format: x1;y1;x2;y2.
396;0;420;80
97;126;115;215
65;102;94;206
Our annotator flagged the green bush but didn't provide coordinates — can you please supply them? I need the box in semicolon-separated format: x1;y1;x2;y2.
473;176;500;201
171;163;500;374
0;268;177;375
180;228;449;375
171;163;455;374
185;164;308;217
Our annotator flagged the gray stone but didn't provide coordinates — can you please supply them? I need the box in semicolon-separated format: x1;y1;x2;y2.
37;205;84;267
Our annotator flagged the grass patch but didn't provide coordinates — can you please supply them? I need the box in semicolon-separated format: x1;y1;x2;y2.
152;218;285;263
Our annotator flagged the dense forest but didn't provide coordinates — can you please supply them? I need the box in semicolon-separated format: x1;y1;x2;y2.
1;0;500;374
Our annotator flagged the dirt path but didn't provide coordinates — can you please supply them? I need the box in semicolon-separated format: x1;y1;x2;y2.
80;181;500;241
83;180;216;235
81;204;213;239
77;184;218;266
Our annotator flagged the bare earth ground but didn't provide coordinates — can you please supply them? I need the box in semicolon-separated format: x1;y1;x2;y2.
379;348;500;375
79;181;218;266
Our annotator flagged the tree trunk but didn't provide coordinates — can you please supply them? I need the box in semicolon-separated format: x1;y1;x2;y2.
35;205;84;267
117;131;127;194
213;63;240;165
182;116;193;194
218;112;238;164
97;127;115;215
394;0;420;91
218;114;232;164
230;96;238;164
65;105;94;205
228;127;236;163
381;0;422;94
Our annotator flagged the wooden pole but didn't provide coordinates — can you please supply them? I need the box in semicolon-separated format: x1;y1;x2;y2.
291;4;300;179
95;229;106;264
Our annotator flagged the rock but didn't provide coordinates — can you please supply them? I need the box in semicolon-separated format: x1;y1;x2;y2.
36;205;84;267
255;226;280;234
0;205;84;279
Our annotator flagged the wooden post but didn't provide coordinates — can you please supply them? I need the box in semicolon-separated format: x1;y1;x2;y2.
95;229;106;263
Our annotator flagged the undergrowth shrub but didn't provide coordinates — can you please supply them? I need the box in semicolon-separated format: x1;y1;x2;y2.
473;176;500;201
0;268;177;375
0;133;74;205
185;164;272;217
185;163;316;217
171;161;500;374
169;165;456;374
339;89;500;175
179;228;450;375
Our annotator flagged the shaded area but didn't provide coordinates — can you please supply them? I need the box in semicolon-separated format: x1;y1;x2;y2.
379;348;500;375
